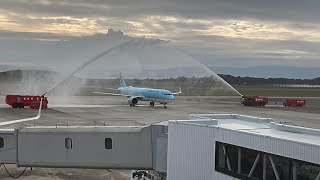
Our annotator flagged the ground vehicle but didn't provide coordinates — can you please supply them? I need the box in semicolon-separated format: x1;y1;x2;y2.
283;99;306;107
241;96;269;106
5;95;48;109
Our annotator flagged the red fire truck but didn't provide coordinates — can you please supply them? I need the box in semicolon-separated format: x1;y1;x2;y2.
283;99;306;107
5;95;48;109
241;96;269;106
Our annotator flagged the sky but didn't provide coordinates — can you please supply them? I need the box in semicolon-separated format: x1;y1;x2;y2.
0;0;320;70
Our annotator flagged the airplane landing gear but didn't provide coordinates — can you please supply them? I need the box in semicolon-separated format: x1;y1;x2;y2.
164;103;167;109
150;101;155;107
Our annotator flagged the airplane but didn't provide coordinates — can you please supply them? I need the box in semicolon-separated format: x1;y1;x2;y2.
92;74;181;108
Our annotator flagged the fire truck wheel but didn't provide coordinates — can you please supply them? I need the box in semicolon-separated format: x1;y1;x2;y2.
19;103;25;108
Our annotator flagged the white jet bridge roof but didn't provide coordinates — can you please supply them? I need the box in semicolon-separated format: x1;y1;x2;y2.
174;114;320;147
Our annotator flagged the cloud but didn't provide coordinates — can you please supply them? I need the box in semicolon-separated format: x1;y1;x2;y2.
0;0;320;69
1;0;320;23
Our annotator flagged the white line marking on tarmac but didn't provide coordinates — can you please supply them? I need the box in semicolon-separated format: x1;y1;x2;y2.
49;104;125;108
49;104;184;108
265;105;284;107
0;116;40;126
1;103;186;108
0;100;42;126
0;104;9;108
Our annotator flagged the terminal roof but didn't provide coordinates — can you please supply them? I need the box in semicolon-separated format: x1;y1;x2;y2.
170;114;320;146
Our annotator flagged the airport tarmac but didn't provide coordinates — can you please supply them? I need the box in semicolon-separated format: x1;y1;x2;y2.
0;96;319;179
1;96;319;129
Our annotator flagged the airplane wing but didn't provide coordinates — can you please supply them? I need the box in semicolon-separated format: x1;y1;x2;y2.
92;91;131;97
172;86;182;95
104;88;120;91
92;92;146;100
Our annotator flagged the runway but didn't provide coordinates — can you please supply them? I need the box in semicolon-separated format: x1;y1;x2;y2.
1;96;319;129
0;96;319;179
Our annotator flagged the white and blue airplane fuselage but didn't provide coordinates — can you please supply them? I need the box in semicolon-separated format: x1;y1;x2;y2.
93;75;181;108
120;86;175;104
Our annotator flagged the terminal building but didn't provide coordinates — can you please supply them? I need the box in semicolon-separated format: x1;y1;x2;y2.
0;114;320;180
167;114;320;180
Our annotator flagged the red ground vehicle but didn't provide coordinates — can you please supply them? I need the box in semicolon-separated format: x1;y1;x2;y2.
283;99;306;107
241;96;269;106
5;95;48;109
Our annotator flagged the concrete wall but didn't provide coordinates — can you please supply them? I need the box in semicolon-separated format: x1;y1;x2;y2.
167;122;218;180
154;135;167;173
0;130;16;164
151;125;168;172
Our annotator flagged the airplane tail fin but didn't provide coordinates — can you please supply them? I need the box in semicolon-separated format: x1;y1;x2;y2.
119;73;127;87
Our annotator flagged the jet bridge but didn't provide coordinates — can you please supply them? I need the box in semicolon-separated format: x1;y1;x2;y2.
0;124;168;174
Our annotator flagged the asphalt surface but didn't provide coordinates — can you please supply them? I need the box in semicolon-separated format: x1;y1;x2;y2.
0;96;319;179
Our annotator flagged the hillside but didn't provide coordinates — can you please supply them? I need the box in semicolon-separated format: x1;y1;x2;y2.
219;74;320;85
211;66;320;79
1;70;319;97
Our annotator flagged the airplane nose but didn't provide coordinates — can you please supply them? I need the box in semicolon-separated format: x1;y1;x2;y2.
170;95;175;100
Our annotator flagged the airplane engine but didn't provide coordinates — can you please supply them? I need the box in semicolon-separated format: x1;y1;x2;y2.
128;97;138;106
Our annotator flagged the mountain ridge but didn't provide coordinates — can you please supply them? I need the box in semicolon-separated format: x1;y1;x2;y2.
210;66;320;79
1;69;319;84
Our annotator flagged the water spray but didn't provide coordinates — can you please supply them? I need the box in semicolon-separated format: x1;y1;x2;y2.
43;39;135;96
176;49;243;97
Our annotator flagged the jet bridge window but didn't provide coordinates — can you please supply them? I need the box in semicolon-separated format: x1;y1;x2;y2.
65;138;73;149
105;138;112;149
296;161;320;179
0;137;4;148
215;141;238;174
215;141;320;180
